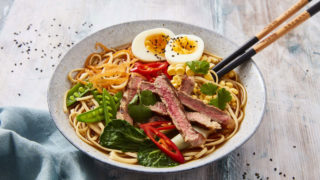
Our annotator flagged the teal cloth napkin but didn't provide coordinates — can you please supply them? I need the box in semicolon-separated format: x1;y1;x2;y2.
0;107;114;180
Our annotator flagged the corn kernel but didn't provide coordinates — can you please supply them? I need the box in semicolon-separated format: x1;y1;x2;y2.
226;82;233;88
172;83;178;88
204;73;213;81
200;94;206;100
193;87;198;93
219;80;225;86
173;75;182;85
201;55;208;62
186;66;194;76
230;88;238;95
228;71;235;78
167;64;176;76
192;95;198;99
231;96;236;102
203;99;209;104
205;96;212;101
232;102;237;108
176;66;185;75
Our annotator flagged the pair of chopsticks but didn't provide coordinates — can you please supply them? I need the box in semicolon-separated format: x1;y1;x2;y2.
213;0;320;78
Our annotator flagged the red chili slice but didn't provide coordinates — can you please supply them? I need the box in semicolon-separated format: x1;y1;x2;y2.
130;61;171;81
140;125;185;163
140;121;176;130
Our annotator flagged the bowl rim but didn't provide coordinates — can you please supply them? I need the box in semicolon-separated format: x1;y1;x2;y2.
47;19;267;173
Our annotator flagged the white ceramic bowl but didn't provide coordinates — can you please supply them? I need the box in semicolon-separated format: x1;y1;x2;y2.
48;20;266;173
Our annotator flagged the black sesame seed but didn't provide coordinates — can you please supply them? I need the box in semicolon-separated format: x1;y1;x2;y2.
246;163;250;166
40;69;43;72
14;63;17;66
19;63;22;65
59;24;61;27
53;18;56;21
11;70;13;72
172;55;174;57
279;172;282;175
274;168;277;171
270;158;272;162
52;64;55;67
293;145;296;148
35;68;38;70
292;176;295;179
35;48;37;51
237;153;240;157
284;174;286;177
253;152;256;155
0;47;3;49
18;44;22;48
18;93;21;96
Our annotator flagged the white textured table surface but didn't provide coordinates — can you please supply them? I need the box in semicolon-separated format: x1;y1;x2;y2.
0;0;319;179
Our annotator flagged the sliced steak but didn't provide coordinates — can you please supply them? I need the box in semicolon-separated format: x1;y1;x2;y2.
148;116;167;122
139;81;157;93
186;112;221;130
179;75;195;94
177;91;234;129
154;75;205;147
148;102;168;116
116;74;145;124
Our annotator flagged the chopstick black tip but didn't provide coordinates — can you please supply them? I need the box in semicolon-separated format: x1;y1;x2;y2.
212;36;259;72
216;48;256;79
307;1;320;16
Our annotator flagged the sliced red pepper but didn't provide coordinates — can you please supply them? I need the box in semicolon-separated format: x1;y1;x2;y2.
140;125;185;163
140;121;176;130
130;61;172;82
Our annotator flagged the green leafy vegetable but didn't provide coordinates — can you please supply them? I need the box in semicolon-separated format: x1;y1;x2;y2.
140;90;157;106
128;104;153;123
128;90;158;123
138;148;179;167
186;60;210;75
209;88;232;110
200;83;218;95
99;119;150;152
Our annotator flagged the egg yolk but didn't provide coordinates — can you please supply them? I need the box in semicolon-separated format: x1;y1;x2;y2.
145;33;170;57
172;36;197;54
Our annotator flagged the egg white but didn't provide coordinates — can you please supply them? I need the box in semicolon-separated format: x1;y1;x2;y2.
165;34;204;64
131;28;175;62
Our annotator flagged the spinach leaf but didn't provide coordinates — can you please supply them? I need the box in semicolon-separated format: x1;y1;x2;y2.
209;88;232;110
99;119;149;152
128;104;153;123
186;60;210;75
128;90;158;123
140;90;157;106
200;83;218;95
138;148;179;167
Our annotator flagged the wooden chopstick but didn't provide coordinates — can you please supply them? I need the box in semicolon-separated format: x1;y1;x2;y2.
212;0;312;73
215;1;320;79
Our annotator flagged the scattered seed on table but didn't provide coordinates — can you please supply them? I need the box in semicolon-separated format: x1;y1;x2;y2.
269;158;272;162
18;93;21;96
274;168;277;171
293;145;296;148
253;152;256;155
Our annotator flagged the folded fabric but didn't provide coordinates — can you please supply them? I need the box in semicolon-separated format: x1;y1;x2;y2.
0;107;115;180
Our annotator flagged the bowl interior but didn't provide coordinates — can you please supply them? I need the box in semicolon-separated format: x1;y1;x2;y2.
48;20;266;173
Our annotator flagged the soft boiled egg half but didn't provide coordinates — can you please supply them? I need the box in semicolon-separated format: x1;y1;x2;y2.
165;34;204;64
131;28;175;62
